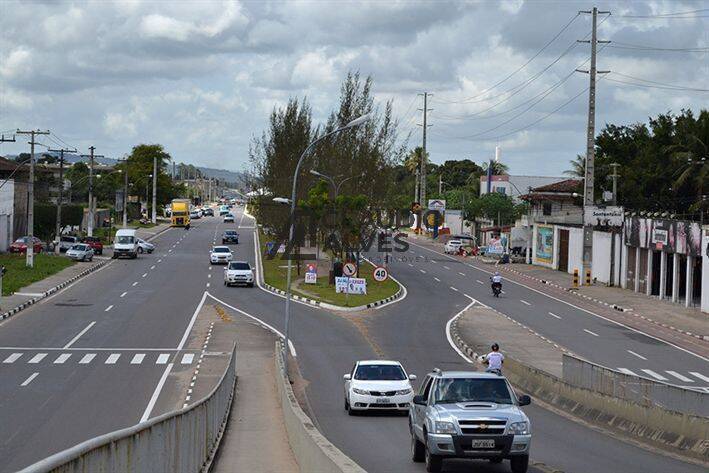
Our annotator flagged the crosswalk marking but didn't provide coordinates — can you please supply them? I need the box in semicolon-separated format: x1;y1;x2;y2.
690;372;709;383
28;353;47;364
131;354;145;364
641;369;668;381
54;354;71;364
79;354;96;364
617;368;637;376
105;354;120;364
181;354;194;364
21;373;39;386
665;371;694;382
156;354;170;364
3;353;22;363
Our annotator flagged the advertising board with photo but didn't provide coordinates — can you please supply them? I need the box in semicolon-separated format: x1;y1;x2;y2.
535;225;554;264
624;217;702;256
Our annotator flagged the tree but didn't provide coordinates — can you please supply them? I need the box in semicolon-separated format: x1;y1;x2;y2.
564;155;585;178
65;162;89;203
465;193;516;226
481;161;509;175
404;147;427;174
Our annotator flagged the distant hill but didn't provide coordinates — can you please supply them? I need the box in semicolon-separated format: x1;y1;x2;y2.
196;167;247;185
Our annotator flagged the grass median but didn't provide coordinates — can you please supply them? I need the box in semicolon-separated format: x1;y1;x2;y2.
258;230;399;307
0;254;75;296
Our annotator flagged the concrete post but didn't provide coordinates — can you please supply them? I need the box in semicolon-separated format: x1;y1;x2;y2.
671;253;680;303
685;255;694;308
659;251;667;300
634;247;640;293
702;227;709;314
645;248;653;296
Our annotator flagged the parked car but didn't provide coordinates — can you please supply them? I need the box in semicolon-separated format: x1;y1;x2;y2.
9;236;43;254
410;369;532;473
210;246;233;264
222;230;239;244
113;228;138;259
203;208;214;217
444;240;463;254
81;236;104;255
344;360;416;415
136;238;155;254
59;236;81;253
190;210;201;219
223;214;234;223
223;261;254;287
66;243;94;262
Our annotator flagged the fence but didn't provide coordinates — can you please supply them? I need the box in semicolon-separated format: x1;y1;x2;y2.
19;343;237;473
562;353;708;417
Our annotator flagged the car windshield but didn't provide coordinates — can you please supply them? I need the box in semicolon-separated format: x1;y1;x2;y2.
449;240;461;245
224;231;237;235
213;247;230;253
354;364;406;381
116;236;134;244
433;378;513;405
15;237;28;243
71;244;87;251
61;237;76;242
229;262;250;270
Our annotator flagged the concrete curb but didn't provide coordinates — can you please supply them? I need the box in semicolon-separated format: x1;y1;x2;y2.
448;318;709;465
274;341;366;473
1;259;110;321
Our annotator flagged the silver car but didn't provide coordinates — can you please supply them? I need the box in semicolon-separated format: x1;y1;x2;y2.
136;238;155;254
66;243;94;262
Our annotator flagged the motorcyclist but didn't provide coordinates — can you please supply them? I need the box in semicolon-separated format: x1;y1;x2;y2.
484;343;504;374
490;271;502;294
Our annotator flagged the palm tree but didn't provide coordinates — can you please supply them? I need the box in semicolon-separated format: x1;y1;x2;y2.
564;155;585;177
668;136;707;206
480;160;509;175
404;147;428;174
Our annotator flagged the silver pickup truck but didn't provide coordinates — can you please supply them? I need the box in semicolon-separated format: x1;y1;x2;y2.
409;369;532;473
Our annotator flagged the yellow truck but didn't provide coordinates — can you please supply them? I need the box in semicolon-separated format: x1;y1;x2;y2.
171;199;191;227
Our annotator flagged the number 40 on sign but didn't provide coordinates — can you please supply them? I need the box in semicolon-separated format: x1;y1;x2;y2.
373;266;388;282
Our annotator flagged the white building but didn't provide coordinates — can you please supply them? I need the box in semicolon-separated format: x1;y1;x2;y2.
479;175;565;202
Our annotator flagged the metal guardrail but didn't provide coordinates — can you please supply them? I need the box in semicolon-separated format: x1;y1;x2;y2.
19;343;237;473
562;353;708;417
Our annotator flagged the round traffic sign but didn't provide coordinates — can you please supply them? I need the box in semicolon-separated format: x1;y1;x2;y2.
373;266;388;282
343;262;357;277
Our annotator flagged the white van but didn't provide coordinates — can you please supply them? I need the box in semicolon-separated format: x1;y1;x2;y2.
113;228;139;259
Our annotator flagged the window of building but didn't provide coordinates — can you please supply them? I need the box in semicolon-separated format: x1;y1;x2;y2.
542;202;552;216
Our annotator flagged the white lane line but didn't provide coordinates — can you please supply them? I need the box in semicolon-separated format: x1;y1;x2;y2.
53;353;71;364
208;266;212;271
443;265;450;270
641;369;668;381
583;329;599;337
520;299;532;306
140;363;174;422
445;294;482;364
79;354;96;364
168;249;173;253
408;263;413;267
28;353;47;363
458;272;466;276
419;269;426;274
617;368;637;376
156;353;170;364
150;265;155;270
105;354;120;364
132;281;138;287
158;259;162;263
665;371;694;382
476;280;484;285
181;353;194;364
131;354;145;364
689;372;709;383
105;305;114;312
548;312;562;319
142;273;147;278
208;274;211;278
450;286;459;292
627;350;647;360
120;292;127;298
206;282;210;288
3;353;22;363
20;373;39;386
63;321;96;349
434;277;440;282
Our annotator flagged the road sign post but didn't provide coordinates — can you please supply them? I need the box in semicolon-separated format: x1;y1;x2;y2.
373;266;388;282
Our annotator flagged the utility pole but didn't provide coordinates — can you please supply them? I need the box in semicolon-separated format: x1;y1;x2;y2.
417;92;432;205
151;156;157;224
414;169;420;203
439;175;442;195
48;147;76;253
80;147;104;237
0;134;16;143
609;162;620;206
16;130;50;268
577;7;610;283
123;159;129;228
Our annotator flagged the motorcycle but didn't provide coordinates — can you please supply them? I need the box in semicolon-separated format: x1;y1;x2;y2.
486;368;502;376
491;282;502;297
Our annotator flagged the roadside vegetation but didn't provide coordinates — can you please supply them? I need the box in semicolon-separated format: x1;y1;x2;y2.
0;254;75;296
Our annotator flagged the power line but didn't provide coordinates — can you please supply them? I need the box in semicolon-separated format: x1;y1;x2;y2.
605;77;709;92
609;72;709;92
614;8;708;18
607;42;708;53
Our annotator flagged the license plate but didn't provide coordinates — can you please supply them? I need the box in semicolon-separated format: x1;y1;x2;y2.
471;439;495;449
375;398;391;404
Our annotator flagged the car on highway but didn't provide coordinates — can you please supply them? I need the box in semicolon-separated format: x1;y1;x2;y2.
222;230;239;244
203;208;214;217
209;246;233;264
219;205;230;216
223;214;234;223
223;261;254;287
65;243;94;262
113;228;139;259
410;369;531;473
9;236;44;254
136;238;155;254
343;360;416;416
190;210;201;219
81;236;104;255
444;239;463;254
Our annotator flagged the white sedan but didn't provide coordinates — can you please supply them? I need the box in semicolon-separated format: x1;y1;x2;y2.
343;360;416;415
224;261;254;287
209;246;233;264
444;239;463;254
223;214;235;223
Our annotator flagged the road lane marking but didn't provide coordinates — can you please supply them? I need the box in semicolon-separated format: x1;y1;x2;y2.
690;372;709;383
408;263;413;267
21;373;39;386
158;259;162;263
105;354;120;364
132;281;138;286
28;353;47;363
140;363;174;422
617;368;637;376
641;369;668;381
434;277;440;282
627;350;647;360
105;305;114;312
450;286;459;292
131;354;145;364
150;265;155;270
79;354;96;364
3;353;22;363
445;294;483;364
208;274;211;278
206;282;210;287
156;354;170;364
63;321;96;349
665;371;693;382
443;265;450;270
520;300;532;306
548;312;562;319
476;280;484;285
181;354;194;364
120;292;127;298
583;329;599;337
142;273;147;278
458;272;466;276
419;269;426;274
53;354;71;364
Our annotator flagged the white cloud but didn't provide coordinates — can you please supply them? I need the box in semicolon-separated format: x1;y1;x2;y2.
1;47;32;79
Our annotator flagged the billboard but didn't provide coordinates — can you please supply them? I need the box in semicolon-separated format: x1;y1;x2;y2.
624;217;702;256
584;206;623;227
535;225;554;264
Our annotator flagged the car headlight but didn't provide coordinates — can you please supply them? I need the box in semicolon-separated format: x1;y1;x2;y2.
434;421;457;434
395;388;412;395
505;421;530;435
352;388;369;395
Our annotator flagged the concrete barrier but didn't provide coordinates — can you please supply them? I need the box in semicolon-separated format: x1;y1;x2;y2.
274;342;366;473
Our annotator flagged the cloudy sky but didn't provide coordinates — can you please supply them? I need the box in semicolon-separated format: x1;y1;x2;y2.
1;0;707;176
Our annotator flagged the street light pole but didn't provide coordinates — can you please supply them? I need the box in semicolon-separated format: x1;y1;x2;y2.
123;159;129;228
282;114;370;377
152;156;158;224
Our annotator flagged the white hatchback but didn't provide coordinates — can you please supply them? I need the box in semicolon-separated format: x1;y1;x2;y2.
209;246;233;264
444;239;463;254
344;360;416;415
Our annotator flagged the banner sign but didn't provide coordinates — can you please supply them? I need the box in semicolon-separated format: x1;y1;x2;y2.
584;206;623;227
487;236;504;255
535;225;554;264
428;199;446;212
305;272;317;284
335;276;367;294
624;217;702;256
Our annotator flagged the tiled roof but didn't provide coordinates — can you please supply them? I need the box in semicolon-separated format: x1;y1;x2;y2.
531;179;581;193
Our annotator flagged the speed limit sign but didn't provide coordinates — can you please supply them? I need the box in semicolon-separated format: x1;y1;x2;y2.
373;266;388;282
343;262;357;277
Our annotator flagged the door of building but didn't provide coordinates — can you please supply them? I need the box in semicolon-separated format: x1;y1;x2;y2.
558;229;569;273
626;245;636;289
638;249;648;293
